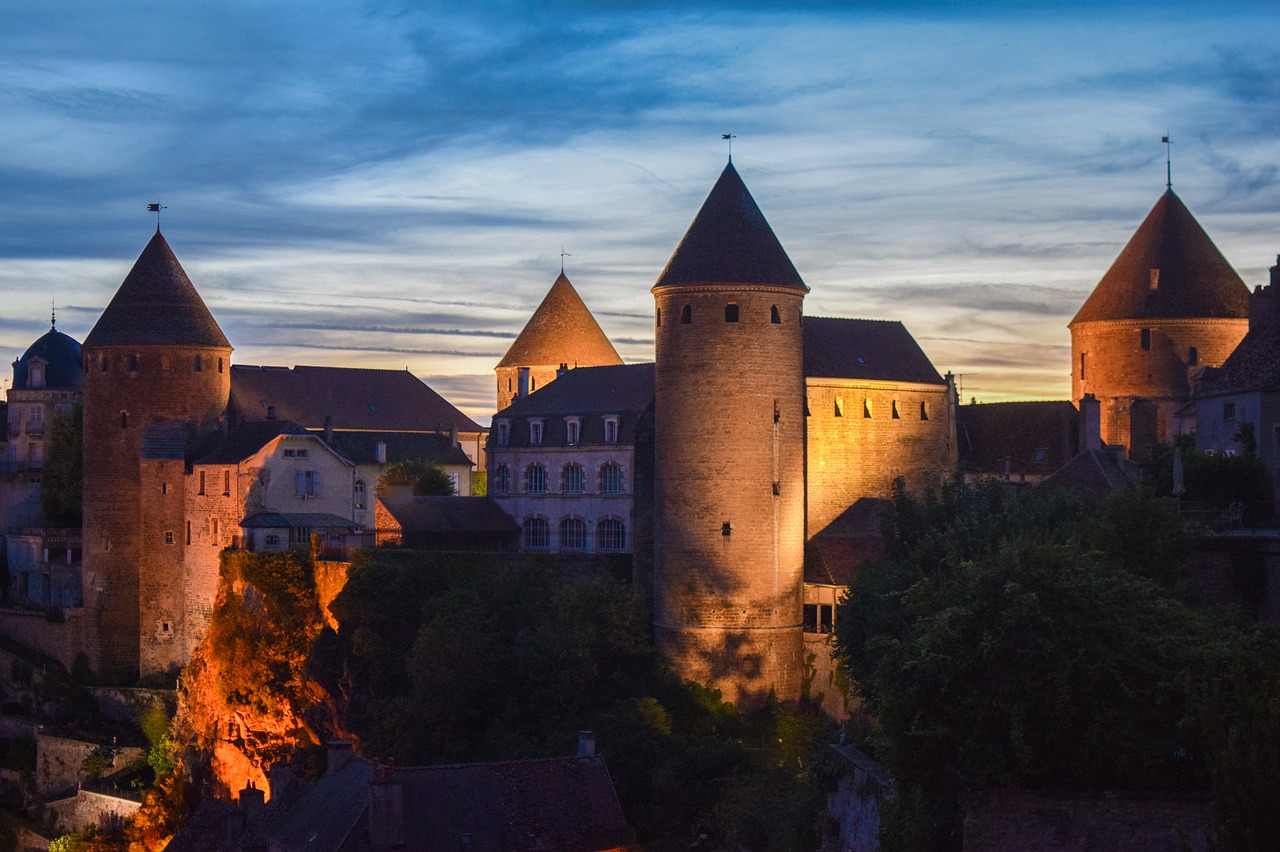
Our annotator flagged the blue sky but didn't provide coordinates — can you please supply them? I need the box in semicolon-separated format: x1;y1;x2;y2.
3;1;1278;420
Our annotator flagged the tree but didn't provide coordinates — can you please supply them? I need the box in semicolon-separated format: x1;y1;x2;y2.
41;403;82;526
376;459;455;496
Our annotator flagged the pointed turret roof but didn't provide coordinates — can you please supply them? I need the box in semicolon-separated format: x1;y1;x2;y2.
653;161;806;292
1071;190;1249;325
84;230;231;349
496;273;622;369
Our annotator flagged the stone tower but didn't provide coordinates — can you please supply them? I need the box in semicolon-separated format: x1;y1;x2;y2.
495;272;622;411
81;230;232;680
1071;189;1250;456
651;162;807;705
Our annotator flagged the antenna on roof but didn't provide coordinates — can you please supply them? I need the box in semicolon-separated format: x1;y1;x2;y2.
1162;133;1172;189
722;133;736;162
147;201;167;231
560;246;571;275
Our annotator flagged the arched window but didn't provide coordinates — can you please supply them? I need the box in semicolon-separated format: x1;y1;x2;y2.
600;463;623;495
523;517;550;549
681;304;692;324
194;354;203;372
771;305;781;324
597;519;626;551
725;303;739;323
354;479;366;510
526;464;547;494
494;464;512;494
920;401;929;421
560;518;587;549
563;464;584;494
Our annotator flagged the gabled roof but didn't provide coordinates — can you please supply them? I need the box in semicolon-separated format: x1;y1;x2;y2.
84;230;231;349
654;161;806;292
805;498;889;587
316;429;472;467
1071;190;1250;325
802;317;945;385
378;496;520;536
957;401;1079;475
1040;447;1141;495
12;327;82;390
498;362;655;419
191;419;315;465
231;364;483;433
497;273;623;369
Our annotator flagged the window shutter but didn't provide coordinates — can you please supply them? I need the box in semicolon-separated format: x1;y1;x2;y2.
312;470;321;496
296;470;306;497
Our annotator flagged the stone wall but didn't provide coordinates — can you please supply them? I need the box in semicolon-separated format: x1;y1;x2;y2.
825;744;893;852
0;608;86;671
44;788;142;835
35;734;144;799
88;687;174;726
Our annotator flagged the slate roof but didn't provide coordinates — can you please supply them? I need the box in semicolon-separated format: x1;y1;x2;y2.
1040;448;1142;495
84;230;231;349
805;498;889;587
497;273;623;369
269;754;373;852
1072;190;1250;325
191;419;315;465
231;364;482;433
240;512;356;529
499;362;655;419
317;429;472;468
654;161;807;292
803;317;945;384
139;421;189;460
11;327;83;390
1196;314;1280;397
957;401;1079;475
379;497;520;536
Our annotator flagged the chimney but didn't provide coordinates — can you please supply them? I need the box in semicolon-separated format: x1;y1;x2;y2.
557;362;569;379
369;761;405;850
517;367;531;399
577;730;596;757
1080;394;1102;451
326;740;354;776
269;761;294;801
266;405;276;421
375;441;387;464
324;415;333;444
238;782;264;820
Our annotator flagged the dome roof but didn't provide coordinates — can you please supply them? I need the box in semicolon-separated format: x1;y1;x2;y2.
1071;190;1250;325
84;230;231;349
496;273;622;369
653;161;807;292
11;326;83;390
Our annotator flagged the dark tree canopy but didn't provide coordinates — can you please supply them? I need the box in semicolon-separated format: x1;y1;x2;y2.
40;403;83;526
376;459;456;496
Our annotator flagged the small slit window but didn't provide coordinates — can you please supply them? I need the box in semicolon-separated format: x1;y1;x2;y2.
725;303;739;323
920;402;929;421
194;355;203;372
656;308;661;327
834;397;844;417
681;304;691;324
1080;353;1086;379
863;399;872;419
892;400;901;419
771;305;781;324
218;357;224;374
1140;328;1151;351
1188;347;1198;366
128;353;139;372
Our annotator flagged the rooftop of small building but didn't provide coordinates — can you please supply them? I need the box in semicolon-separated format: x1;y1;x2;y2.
497;272;623;370
497;362;655;419
957;399;1080;474
316;429;472;468
378;496;520;535
802;317;945;385
1072;189;1250;325
1196;289;1280;397
231;363;483;433
83;230;231;349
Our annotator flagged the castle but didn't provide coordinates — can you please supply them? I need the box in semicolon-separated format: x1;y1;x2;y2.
2;158;1271;708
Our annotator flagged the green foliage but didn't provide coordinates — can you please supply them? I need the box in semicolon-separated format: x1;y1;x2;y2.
376;459;456;496
80;747;113;780
835;480;1249;851
138;705;175;778
470;470;487;496
40;403;83;526
1148;439;1274;525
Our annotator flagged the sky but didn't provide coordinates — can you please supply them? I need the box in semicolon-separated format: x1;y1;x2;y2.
3;1;1278;423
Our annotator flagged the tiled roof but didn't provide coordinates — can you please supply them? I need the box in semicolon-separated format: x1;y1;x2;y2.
231;364;482;433
83;230;231;349
191;419;314;465
1072;190;1250;325
140;421;189;460
654;162;807;292
805;498;889;587
316;429;472;467
11;327;82;390
269;755;373;852
1196;314;1280;396
378;497;520;535
499;363;655;418
803;317;945;384
957;401;1079;475
497;273;623;369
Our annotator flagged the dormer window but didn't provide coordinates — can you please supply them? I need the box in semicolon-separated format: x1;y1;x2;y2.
604;417;619;444
566;418;581;445
496;421;510;446
530;419;544;446
28;362;45;388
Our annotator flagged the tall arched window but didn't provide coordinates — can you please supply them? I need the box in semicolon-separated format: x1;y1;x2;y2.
194;355;203;372
523;517;550;549
526;464;547;494
494;464;512;494
681;304;692;324
563;464;584;494
600;463;623;495
771;305;781;324
597;519;626;551
354;479;366;510
560;518;587;549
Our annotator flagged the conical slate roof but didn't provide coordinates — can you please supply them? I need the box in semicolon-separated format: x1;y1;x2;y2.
496;273;622;369
1071;190;1249;325
653;161;806;292
84;230;231;349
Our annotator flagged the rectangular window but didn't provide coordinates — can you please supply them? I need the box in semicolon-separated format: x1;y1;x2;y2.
1223;402;1236;421
725;303;739;323
892;400;901;419
198;471;206;495
186;521;191;545
283;448;309;459
497;422;510;446
162;482;169;495
604;418;618;443
1188;346;1198;366
210;518;219;545
223;470;231;496
566;419;580;445
296;470;317;498
1140;328;1151;351
164;531;174;545
802;604;834;634
289;526;311;547
530;420;543;446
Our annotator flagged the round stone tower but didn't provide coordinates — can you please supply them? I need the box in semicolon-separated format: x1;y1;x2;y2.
651;162;807;705
495;271;622;412
1071;189;1250;456
81;230;232;681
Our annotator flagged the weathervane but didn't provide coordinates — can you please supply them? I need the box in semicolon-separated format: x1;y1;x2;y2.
51;299;56;330
1162;133;1173;188
147;201;167;229
722;133;736;161
560;246;571;274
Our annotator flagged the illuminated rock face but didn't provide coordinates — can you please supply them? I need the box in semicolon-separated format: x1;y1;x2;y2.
81;232;232;681
1070;190;1250;456
651;163;807;706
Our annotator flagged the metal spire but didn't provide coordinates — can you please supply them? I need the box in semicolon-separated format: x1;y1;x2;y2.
147;201;167;230
722;133;736;162
50;299;56;330
560;246;571;274
1162;133;1173;189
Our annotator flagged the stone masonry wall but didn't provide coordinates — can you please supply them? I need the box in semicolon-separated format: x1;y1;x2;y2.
36;734;144;798
44;788;142;835
0;609;86;671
